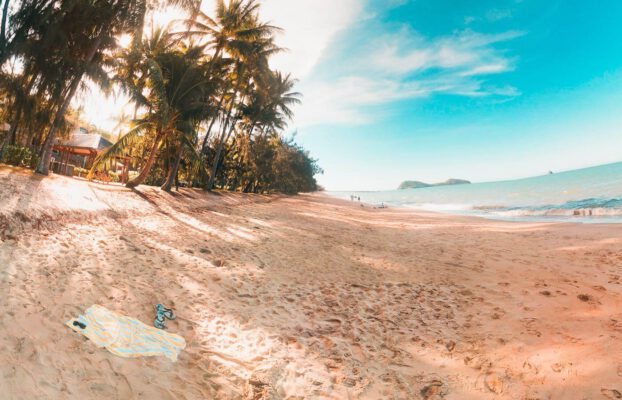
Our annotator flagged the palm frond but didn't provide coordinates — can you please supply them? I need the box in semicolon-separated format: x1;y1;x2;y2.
89;121;151;175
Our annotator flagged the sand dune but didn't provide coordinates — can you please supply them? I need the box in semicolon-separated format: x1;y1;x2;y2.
1;165;622;399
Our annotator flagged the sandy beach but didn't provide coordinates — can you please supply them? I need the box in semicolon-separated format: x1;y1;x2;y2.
1;164;622;399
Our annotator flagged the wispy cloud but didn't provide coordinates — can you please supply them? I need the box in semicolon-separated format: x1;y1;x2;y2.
486;9;514;22
293;27;524;127
295;77;430;126
465;8;515;25
370;28;523;76
262;0;363;78
460;62;512;76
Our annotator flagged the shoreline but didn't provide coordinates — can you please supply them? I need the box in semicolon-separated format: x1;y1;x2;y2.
2;166;622;398
326;191;622;225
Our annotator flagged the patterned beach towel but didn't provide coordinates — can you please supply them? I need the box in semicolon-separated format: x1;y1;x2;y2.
67;304;186;362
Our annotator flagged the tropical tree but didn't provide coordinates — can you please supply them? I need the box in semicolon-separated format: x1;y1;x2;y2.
241;71;301;137
91;28;209;189
33;0;153;175
1;0;321;195
178;0;281;188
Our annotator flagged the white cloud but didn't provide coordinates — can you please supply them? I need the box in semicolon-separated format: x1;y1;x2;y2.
486;9;514;22
293;75;521;127
80;0;362;132
79;2;523;134
261;0;362;78
294;77;430;126
371;28;523;76
460;62;511;76
291;28;524;128
198;0;362;78
465;9;514;25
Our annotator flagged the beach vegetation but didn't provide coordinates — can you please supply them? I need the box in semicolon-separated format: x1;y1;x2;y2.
2;144;37;167
0;0;320;194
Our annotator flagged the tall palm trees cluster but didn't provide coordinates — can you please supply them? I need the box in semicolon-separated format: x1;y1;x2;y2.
0;0;321;194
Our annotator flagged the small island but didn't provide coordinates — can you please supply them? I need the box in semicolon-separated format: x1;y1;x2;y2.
398;178;471;190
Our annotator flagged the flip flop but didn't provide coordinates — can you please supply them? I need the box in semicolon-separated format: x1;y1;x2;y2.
154;315;167;329
154;304;176;329
156;304;176;320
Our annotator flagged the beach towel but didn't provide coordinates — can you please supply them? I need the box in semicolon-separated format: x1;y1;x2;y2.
66;304;186;362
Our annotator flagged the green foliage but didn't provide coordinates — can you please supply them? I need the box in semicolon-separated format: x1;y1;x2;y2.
215;134;321;194
28;151;40;170
272;140;322;194
2;0;322;194
1;145;36;167
73;167;88;176
108;171;120;183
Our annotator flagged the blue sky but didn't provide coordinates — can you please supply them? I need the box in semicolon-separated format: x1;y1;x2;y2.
286;0;622;190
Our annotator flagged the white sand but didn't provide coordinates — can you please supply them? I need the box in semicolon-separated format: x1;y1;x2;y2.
2;164;622;399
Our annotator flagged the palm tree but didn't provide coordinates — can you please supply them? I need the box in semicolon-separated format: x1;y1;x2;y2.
0;0;11;62
91;28;209;189
205;32;282;190
33;0;155;175
178;0;281;188
244;71;301;136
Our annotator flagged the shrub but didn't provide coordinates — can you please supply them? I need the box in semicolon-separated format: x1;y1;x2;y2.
108;171;120;183
2;145;36;167
74;167;88;177
28;152;40;170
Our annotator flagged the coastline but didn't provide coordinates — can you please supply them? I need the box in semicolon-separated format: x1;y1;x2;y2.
2;166;622;398
327;191;622;224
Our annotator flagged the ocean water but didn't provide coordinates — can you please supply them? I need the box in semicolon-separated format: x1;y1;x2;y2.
330;161;622;223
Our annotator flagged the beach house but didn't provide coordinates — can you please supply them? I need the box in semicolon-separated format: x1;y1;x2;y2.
52;127;113;176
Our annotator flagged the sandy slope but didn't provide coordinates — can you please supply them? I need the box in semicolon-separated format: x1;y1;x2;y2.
1;165;622;399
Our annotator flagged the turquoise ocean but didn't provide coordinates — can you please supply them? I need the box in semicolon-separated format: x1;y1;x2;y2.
329;161;622;223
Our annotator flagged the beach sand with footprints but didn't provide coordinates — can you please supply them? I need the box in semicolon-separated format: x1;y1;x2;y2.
2;165;622;399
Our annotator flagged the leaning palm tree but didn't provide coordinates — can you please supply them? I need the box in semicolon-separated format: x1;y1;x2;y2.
91;28;209;189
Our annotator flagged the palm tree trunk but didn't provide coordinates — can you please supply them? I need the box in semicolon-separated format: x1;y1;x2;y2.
206;105;236;190
207;114;242;191
197;41;226;149
206;133;227;190
35;74;81;174
161;144;182;191
201;92;226;152
205;94;235;190
126;132;162;188
206;65;247;190
248;119;258;137
0;106;20;160
36;33;104;175
207;78;254;189
0;68;37;160
0;0;10;61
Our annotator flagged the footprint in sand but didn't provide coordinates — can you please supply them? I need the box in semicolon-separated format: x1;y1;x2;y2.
484;372;504;394
601;388;622;399
420;380;447;399
550;362;573;374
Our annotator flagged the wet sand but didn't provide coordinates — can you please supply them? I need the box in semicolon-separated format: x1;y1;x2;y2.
1;165;622;399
